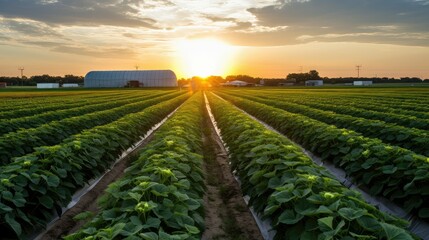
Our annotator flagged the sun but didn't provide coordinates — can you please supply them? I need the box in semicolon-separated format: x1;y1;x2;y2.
175;38;235;78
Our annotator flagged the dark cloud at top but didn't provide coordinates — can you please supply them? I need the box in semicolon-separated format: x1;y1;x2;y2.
0;0;158;28
248;0;429;33
194;0;428;47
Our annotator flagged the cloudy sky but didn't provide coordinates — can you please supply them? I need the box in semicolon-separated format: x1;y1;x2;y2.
0;0;428;78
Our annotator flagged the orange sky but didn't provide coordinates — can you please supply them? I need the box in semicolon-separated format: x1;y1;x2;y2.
0;1;428;79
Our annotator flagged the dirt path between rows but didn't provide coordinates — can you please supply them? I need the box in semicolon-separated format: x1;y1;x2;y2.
38;134;155;240
201;103;263;240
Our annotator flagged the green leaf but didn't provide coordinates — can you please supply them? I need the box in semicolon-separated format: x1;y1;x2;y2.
184;224;200;235
5;213;22;236
143;217;161;229
0;202;13;212
338;208;365;221
46;175;60;187
380;165;398;174
140;232;158;240
318;217;333;231
380;222;413;240
102;209;117;220
273;190;295;203
278;210;304;225
350;232;377;239
38;195;54;209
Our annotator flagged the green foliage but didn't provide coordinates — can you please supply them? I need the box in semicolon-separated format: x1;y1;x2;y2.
207;93;416;240
0;93;189;238
67;93;205;239
0;91;182;165
215;91;429;221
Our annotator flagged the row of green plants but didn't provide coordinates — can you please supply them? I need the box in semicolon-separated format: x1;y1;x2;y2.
66;92;205;240
286;96;429;130
0;91;139;119
241;89;429;117
226;92;429;156
0;92;183;165
207;93;416;239
0;93;189;238
319;97;429;119
237;90;429;122
0;91;168;136
215;92;429;220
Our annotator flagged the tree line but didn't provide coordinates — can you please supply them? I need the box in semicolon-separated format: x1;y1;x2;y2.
0;75;84;86
178;70;428;87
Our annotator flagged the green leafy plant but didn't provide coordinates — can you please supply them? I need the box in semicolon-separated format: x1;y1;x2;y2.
66;92;205;240
207;92;416;240
0;93;189;239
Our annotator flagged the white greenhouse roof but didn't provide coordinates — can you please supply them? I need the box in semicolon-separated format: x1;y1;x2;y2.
84;70;177;88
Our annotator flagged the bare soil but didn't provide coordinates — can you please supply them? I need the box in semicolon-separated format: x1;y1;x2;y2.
38;135;155;240
201;105;263;240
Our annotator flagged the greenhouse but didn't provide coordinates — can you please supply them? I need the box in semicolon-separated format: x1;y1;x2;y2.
84;70;177;88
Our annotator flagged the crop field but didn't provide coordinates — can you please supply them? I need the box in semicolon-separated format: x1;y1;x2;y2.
0;87;428;239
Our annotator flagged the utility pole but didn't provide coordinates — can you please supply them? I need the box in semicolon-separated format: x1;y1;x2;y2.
356;65;362;78
18;67;24;86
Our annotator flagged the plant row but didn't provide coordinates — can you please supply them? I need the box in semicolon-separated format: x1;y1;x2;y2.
238;89;429;116
226;92;429;157
0;93;189;238
0;91;168;136
66;92;205;240
0;92;183;165
233;90;429;122
285;96;429;130
0;91;155;120
215;92;429;220
0;91;150;120
207;93;415;239
320;97;429;119
280;94;429;120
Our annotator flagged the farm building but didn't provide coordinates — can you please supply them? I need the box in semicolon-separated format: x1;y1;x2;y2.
0;82;6;88
63;83;79;88
305;80;324;86
354;81;373;86
84;70;177;88
37;83;59;89
221;80;248;87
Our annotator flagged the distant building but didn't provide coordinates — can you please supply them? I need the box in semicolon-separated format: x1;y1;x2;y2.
221;80;248;87
353;81;373;86
37;83;60;89
305;80;324;86
62;83;79;88
0;82;6;88
84;70;177;88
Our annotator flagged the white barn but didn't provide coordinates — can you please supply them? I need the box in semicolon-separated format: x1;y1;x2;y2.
84;70;177;88
353;81;373;86
37;83;60;89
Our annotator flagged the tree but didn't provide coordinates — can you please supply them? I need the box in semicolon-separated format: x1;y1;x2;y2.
286;70;322;84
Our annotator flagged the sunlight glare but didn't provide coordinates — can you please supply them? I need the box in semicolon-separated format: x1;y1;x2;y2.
175;38;235;78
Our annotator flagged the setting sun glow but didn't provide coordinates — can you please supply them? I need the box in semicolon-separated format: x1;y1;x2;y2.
175;39;235;78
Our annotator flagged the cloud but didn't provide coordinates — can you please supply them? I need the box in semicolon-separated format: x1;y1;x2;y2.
51;45;137;58
0;0;158;28
239;0;429;46
1;19;63;37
